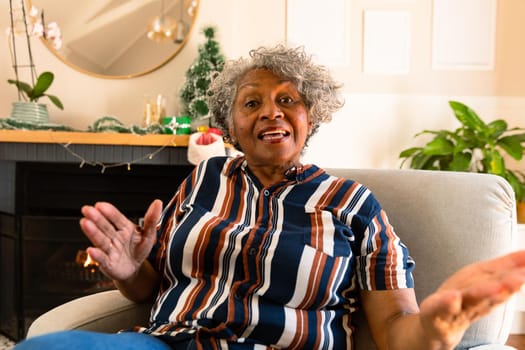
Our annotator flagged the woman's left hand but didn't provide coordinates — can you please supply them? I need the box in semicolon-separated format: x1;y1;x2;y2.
419;250;525;347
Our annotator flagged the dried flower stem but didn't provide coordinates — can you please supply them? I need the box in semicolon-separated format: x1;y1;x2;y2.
19;0;38;86
8;0;21;101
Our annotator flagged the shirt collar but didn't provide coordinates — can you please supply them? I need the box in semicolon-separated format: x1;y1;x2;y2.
225;155;321;184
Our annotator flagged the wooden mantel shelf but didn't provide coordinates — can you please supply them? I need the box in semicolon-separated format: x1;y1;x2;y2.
0;129;190;147
0;130;193;165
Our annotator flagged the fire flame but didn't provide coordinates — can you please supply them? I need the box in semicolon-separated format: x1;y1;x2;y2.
83;252;97;268
75;249;99;268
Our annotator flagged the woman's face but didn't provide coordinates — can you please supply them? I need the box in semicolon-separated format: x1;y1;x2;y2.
230;69;312;168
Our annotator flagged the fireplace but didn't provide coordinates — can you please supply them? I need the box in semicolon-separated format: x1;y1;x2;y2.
0;161;193;340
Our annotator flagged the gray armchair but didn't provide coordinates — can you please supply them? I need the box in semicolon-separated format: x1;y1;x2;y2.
27;169;519;349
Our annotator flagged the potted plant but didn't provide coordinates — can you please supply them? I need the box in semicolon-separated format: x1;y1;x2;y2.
399;100;525;222
8;71;63;109
7;71;63;124
7;3;63;124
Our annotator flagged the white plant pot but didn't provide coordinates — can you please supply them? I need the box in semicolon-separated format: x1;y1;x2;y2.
10;101;49;124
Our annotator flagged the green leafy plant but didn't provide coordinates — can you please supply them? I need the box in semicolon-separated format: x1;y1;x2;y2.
399;100;525;201
8;71;63;110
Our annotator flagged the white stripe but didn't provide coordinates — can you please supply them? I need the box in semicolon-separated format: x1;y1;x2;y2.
321;210;335;256
276;307;298;348
288;246;316;307
361;218;380;290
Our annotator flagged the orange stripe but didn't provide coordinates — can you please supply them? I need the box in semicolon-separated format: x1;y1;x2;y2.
380;210;398;289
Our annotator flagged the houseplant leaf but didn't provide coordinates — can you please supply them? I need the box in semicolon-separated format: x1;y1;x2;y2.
31;71;54;99
511;132;525;143
399;147;422;158
488;150;505;176
449;152;471;171
411;153;439;170
449;100;489;134
498;135;524;160
488;119;508;139
46;94;64;110
7;79;33;97
422;136;454;156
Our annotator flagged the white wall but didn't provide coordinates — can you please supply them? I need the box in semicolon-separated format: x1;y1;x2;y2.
303;95;525;169
1;0;524;171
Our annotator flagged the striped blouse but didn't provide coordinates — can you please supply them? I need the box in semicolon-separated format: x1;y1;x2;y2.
140;156;414;349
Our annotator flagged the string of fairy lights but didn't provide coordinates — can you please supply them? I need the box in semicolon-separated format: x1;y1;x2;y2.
58;139;176;173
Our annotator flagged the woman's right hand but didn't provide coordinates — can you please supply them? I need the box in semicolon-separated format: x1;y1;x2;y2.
79;199;163;282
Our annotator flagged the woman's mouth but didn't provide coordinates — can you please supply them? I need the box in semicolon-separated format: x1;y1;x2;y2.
258;129;291;142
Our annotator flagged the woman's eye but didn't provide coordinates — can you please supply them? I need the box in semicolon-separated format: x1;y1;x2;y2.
244;100;258;108
279;96;294;104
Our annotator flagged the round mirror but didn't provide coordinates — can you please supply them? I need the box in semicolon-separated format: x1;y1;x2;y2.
31;0;200;79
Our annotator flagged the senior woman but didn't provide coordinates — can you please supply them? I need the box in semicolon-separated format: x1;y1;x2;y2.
16;46;525;350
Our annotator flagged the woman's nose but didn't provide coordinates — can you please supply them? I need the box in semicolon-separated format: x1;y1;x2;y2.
260;101;283;120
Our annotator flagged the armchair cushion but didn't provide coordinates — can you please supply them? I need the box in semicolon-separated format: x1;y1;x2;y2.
27;290;151;338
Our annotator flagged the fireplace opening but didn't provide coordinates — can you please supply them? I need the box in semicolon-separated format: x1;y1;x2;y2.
0;161;194;340
20;222;116;339
43;246;114;294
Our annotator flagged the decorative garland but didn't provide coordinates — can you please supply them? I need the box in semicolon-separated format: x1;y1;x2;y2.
0;117;77;131
87;116;166;134
0;115;169;134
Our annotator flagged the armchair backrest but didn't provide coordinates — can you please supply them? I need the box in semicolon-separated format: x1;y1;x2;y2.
326;168;517;349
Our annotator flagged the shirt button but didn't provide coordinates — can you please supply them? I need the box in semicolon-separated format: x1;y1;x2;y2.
263;190;270;196
248;247;257;255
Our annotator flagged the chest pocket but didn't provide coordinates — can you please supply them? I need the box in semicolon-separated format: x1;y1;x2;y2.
303;209;354;257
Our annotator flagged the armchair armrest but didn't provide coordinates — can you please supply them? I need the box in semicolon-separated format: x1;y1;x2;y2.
26;290;151;338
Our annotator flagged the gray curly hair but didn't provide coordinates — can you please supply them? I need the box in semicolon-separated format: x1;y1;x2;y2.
207;45;344;147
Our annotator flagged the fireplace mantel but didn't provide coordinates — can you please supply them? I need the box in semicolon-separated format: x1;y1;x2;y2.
0;130;191;165
0;130;190;147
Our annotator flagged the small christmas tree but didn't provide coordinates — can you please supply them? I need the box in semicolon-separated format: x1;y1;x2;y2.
179;26;225;120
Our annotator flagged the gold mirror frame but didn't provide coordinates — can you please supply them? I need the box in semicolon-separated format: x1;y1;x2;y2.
30;0;200;79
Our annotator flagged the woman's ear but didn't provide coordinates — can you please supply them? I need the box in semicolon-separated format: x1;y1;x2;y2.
228;126;237;144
